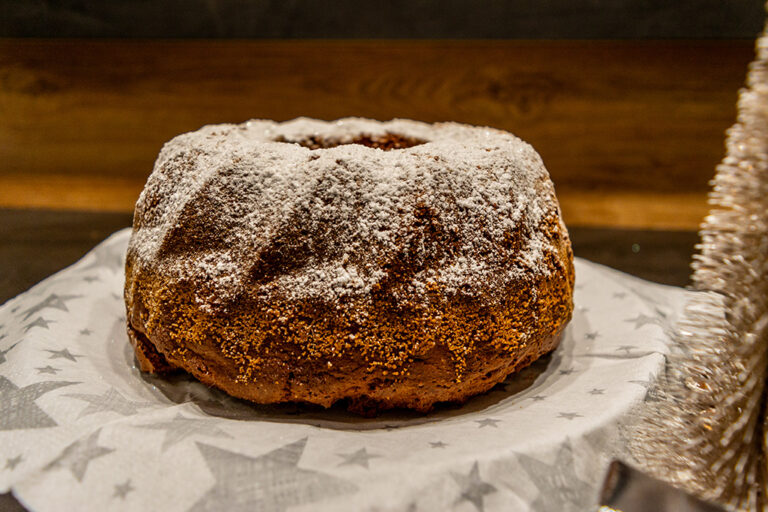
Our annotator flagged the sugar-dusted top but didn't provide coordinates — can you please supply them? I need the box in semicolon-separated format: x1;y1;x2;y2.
127;117;569;311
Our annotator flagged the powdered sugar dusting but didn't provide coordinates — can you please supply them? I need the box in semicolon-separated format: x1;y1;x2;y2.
127;117;568;310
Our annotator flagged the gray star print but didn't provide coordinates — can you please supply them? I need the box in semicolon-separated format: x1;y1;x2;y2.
0;342;20;365
79;329;93;336
624;286;670;310
430;441;448;449
45;348;83;362
113;479;135;499
0;376;77;430
515;439;594;511
45;429;114;482
529;395;546;401
83;276;99;283
65;388;155;419
36;365;61;375
138;413;233;451
25;317;54;331
189;438;357;512
559;368;576;375
476;418;501;428
630;374;662;403
625;313;665;330
589;388;604;395
337;447;381;469
5;456;22;470
584;331;599;340
22;294;81;320
558;412;583;420
450;461;496;512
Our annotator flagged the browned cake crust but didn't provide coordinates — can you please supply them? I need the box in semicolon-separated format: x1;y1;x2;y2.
125;118;574;414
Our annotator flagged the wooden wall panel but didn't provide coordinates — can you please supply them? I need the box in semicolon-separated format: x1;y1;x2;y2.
0;40;753;227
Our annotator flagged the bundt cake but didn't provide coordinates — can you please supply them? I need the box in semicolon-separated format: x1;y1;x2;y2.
124;117;574;414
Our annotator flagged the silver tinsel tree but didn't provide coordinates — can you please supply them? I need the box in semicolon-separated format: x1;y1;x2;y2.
629;8;768;511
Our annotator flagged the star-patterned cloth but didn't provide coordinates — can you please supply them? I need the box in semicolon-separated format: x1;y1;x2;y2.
44;429;114;482
0;229;695;511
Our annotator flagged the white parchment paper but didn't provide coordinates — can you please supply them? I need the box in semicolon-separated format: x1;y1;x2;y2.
0;229;693;511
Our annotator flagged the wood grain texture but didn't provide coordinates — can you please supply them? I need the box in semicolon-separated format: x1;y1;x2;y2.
0;40;753;227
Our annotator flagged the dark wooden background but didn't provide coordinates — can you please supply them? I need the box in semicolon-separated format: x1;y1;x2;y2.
0;1;761;229
0;39;755;229
2;0;762;38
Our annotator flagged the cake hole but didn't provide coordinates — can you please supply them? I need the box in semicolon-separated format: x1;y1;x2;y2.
274;133;426;151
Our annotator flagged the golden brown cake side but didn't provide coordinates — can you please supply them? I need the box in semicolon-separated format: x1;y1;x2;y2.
124;117;574;414
126;236;573;413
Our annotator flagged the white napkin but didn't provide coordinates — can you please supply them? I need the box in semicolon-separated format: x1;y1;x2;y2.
0;229;693;511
